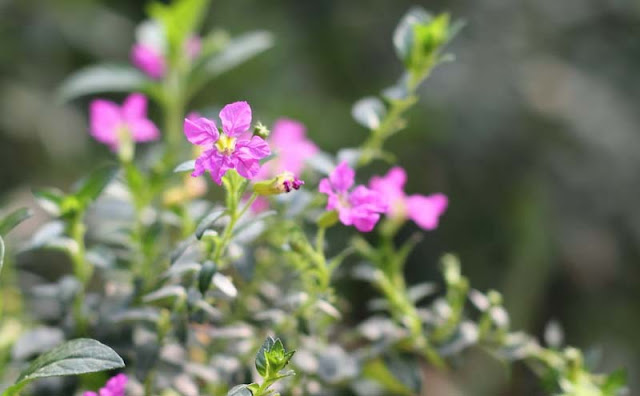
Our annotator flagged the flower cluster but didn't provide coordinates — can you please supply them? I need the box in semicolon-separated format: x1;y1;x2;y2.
370;166;448;230
184;101;271;184
83;373;127;396
319;162;388;232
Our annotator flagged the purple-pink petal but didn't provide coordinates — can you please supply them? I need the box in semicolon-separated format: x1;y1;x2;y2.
219;101;252;137
83;373;127;396
131;43;166;80
350;185;388;213
184;117;219;145
329;161;355;193
121;93;147;121
406;193;448;230
237;136;271;158
89;99;121;147
129;118;160;142
350;209;381;233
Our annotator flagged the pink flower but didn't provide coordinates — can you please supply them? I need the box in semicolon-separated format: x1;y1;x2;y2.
319;161;387;232
184;101;271;184
131;43;166;79
83;373;127;396
256;119;319;179
369;166;448;230
89;93;159;150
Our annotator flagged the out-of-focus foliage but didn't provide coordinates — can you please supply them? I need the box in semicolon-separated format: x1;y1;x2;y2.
0;0;638;395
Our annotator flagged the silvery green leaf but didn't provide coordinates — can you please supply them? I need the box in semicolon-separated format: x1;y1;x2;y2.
195;209;226;240
393;6;432;65
4;339;124;396
407;282;438;303
112;308;161;324
468;289;490;311
57;64;147;102
336;148;363;168
0;236;4;278
438;321;478;356
204;31;274;78
315;300;342;319
544;320;564;349
212;273;237;298
0;208;32;236
143;285;187;304
174;160;196;173
352;97;386;130
227;384;253;396
135;19;166;52
164;261;202;278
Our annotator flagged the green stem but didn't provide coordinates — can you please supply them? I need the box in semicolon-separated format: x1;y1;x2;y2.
213;192;256;264
69;215;90;335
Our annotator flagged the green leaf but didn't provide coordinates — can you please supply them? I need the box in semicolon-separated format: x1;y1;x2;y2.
189;31;274;94
601;369;627;395
174;160;196;173
0;208;32;236
198;260;217;295
33;188;65;217
203;31;274;77
227;385;253;396
352;97;387;130
57;64;148;102
255;337;276;377
3;339;124;396
393;6;432;66
195;209;226;240
148;0;210;59
143;285;187;306
362;358;414;396
72;165;118;209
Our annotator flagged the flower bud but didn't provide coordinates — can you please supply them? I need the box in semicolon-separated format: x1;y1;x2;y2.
253;172;304;196
253;122;270;139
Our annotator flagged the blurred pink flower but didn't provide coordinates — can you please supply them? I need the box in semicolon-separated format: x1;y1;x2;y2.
256;119;319;179
185;35;202;59
184;101;270;184
83;373;127;396
319;161;387;232
369;166;447;230
89;93;159;150
131;43;166;79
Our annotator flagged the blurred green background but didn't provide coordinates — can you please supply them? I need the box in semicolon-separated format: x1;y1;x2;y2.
1;0;638;394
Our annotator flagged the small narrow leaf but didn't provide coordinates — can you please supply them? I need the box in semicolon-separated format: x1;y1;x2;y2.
255;337;276;377
174;160;196;173
227;385;253;396
0;208;32;236
195;209;226;240
352;97;386;130
0;236;4;278
393;7;432;65
198;261;217;295
4;339;124;396
57;64;148;102
33;188;65;217
73;165;118;208
204;31;274;78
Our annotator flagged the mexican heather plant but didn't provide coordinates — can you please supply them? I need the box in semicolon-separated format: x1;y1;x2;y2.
0;1;626;396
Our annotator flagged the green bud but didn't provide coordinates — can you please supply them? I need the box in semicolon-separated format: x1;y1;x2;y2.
253;122;270;139
253;172;304;196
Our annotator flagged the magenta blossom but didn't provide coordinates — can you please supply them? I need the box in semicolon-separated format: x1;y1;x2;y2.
83;373;127;396
369;166;448;230
131;43;166;80
89;93;159;150
184;101;270;184
319;161;387;232
256;118;319;179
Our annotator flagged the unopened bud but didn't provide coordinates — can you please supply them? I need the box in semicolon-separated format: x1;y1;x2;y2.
253;122;270;139
253;172;304;196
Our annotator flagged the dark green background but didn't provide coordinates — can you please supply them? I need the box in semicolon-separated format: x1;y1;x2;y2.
1;0;638;394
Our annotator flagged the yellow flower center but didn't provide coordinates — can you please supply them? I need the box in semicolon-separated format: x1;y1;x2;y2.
215;134;237;155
